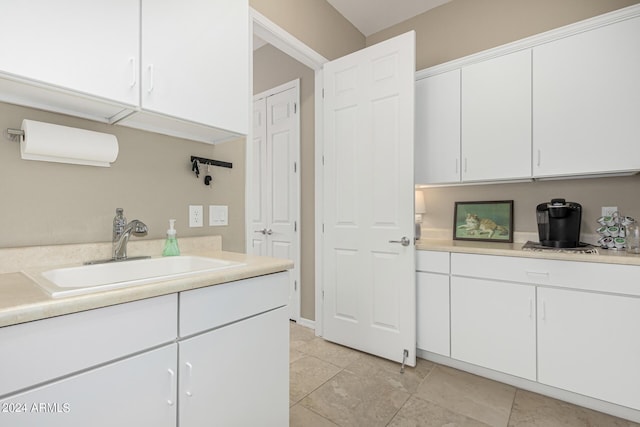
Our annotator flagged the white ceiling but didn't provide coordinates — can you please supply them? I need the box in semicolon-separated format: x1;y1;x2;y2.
326;0;452;36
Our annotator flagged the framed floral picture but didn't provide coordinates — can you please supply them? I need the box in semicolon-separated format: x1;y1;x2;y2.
453;200;514;243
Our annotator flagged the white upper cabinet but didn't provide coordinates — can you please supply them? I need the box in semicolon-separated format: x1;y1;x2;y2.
0;0;139;122
0;0;248;143
532;16;640;177
415;50;532;185
462;50;532;182
415;70;461;184
120;0;248;141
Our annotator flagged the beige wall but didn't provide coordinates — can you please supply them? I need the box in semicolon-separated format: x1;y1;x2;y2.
0;102;246;253
367;0;640;236
367;0;640;70
419;175;640;238
253;44;316;320
250;0;365;60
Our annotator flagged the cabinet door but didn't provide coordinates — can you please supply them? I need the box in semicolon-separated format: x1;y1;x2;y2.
451;276;536;380
179;306;288;426
461;50;532;182
0;1;139;107
416;272;450;356
538;287;640;410
140;0;248;134
0;345;177;427
415;70;461;184
533;16;640;177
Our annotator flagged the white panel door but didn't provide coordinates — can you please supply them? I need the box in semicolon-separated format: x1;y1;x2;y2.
323;32;416;365
415;69;461;184
461;49;532;182
250;83;300;320
251;98;268;256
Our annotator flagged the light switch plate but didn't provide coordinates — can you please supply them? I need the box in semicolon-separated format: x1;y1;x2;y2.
189;205;203;227
209;205;228;226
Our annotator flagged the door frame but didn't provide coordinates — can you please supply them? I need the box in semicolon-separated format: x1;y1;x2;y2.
252;79;301;321
248;9;327;331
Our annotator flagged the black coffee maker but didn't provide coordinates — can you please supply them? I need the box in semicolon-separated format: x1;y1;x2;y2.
536;198;582;248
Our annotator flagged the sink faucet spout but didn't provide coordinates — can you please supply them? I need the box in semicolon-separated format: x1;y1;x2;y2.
113;220;148;261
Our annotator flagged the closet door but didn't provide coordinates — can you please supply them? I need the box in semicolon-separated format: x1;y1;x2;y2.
250;82;300;319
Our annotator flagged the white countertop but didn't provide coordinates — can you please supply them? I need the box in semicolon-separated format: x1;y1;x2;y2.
416;239;640;266
0;250;293;328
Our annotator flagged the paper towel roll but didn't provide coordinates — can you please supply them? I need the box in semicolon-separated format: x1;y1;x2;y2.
20;119;119;167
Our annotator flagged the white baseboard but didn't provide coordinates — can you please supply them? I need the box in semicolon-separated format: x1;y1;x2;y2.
294;317;316;332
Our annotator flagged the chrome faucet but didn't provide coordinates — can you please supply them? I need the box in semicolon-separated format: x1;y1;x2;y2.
112;219;148;261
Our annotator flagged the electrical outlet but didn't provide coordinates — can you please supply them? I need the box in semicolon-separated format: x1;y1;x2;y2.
189;205;203;227
602;206;618;217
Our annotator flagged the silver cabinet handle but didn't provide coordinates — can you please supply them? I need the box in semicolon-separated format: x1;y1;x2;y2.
389;237;411;246
266;229;273;235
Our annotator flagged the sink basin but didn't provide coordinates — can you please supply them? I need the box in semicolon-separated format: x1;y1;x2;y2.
24;256;245;298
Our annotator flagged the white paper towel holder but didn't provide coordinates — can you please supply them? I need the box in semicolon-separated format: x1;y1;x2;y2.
5;120;119;167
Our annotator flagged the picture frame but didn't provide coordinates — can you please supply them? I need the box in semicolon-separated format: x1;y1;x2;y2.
453;200;514;243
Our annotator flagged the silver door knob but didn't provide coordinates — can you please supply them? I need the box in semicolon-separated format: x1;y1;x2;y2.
254;228;267;235
389;236;411;246
266;228;273;235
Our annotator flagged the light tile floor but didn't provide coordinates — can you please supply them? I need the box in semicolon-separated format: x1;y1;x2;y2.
289;322;639;427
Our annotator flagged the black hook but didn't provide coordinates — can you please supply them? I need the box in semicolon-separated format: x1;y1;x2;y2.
204;175;213;186
191;159;200;178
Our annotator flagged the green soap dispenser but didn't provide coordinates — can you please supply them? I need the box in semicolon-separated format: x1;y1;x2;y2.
162;219;180;256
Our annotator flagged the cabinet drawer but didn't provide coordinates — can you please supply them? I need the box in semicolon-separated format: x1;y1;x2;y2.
451;253;640;296
416;250;450;273
179;272;289;337
0;294;177;397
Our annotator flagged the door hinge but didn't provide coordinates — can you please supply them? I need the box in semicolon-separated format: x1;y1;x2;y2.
294;162;297;173
294;221;297;232
322;88;324;98
294;102;297;114
322;223;325;233
322;155;325;166
322;290;325;300
294;280;297;291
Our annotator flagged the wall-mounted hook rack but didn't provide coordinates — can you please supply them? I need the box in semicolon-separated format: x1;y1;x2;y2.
190;156;232;169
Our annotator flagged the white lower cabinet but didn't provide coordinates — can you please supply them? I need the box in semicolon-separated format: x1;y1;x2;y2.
436;251;640;419
538;287;640;411
450;276;536;380
0;345;177;427
416;251;451;356
0;272;290;426
416;272;450;356
179;306;289;426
